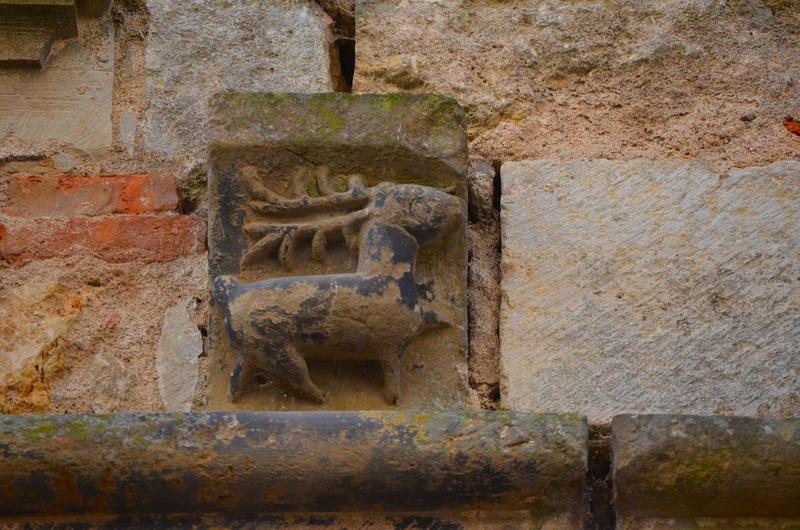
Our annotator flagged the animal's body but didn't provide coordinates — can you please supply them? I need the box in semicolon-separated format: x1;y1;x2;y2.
213;182;462;404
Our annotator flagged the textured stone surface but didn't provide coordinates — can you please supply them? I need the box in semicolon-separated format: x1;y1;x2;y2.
1;254;207;414
143;0;335;161
76;0;111;17
0;280;88;413
355;0;800;170
0;214;206;266
1;173;177;217
618;519;800;530
81;351;130;413
613;414;800;525
0;0;78;68
208;93;468;411
467;156;500;406
500;160;800;422
156;297;201;412
0;13;112;153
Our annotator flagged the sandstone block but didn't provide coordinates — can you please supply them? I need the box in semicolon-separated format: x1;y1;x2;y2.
0;280;88;413
1;254;208;414
0;0;78;69
613;414;800;527
143;0;335;160
355;0;800;169
1;173;178;217
0;10;112;153
500;160;800;422
0;215;205;266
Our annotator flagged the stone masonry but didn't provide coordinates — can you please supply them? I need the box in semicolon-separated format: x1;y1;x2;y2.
0;0;798;527
500;160;799;423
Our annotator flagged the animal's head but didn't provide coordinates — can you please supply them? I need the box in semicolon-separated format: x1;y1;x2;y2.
371;183;463;245
212;275;239;307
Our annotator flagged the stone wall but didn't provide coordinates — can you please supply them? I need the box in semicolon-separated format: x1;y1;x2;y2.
0;0;343;413
0;0;798;528
355;0;800;170
0;4;798;525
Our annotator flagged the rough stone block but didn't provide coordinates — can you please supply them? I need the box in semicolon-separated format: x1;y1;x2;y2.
613;414;800;528
0;11;112;153
143;0;336;161
1;254;207;414
1;173;178;217
207;92;468;411
500;160;800;423
0;279;86;413
0;0;78;68
0;215;206;265
355;0;800;170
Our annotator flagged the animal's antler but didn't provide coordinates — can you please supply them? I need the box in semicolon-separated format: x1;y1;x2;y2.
243;167;371;216
240;167;375;269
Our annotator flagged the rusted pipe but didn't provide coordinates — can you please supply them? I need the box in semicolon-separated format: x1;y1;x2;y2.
0;411;586;518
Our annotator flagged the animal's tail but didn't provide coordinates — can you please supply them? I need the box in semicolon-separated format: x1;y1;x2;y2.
212;275;240;307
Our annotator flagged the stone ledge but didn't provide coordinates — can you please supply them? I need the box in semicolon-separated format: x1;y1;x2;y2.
0;411;587;520
209;92;468;180
613;414;800;521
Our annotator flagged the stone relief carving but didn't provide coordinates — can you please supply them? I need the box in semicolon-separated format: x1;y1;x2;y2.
207;92;468;410
212;167;463;404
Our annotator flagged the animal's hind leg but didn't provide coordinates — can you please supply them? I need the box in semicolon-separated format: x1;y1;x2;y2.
381;337;413;405
254;348;326;403
380;356;400;405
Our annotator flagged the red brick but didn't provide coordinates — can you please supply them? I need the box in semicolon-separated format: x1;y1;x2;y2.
1;174;178;217
0;215;206;266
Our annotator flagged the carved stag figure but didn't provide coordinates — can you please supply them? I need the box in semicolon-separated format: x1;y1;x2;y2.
212;170;463;404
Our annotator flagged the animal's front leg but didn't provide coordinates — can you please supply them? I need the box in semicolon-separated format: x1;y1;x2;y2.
259;348;326;403
380;354;401;405
228;356;257;403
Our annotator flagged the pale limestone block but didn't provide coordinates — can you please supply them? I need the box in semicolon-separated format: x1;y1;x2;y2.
500;160;800;423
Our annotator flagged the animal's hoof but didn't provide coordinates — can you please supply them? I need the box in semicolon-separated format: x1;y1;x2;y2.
304;387;327;403
384;391;400;406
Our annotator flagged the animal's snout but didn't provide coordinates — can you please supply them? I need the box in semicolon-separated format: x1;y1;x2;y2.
374;184;464;244
436;190;463;236
213;275;240;306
